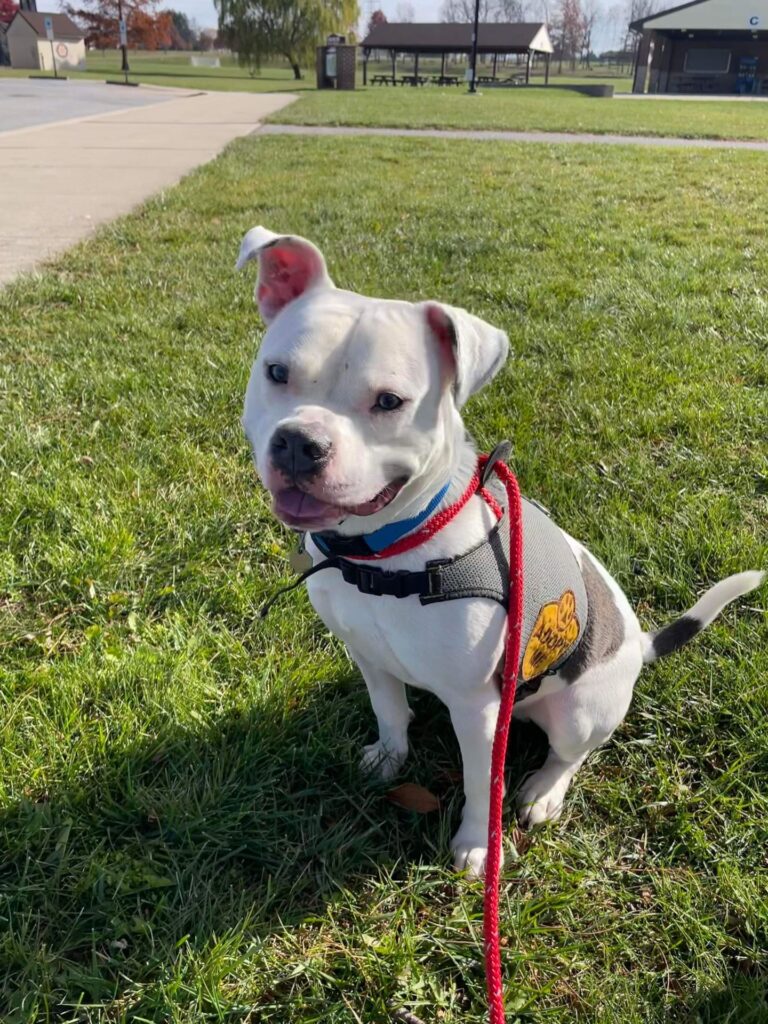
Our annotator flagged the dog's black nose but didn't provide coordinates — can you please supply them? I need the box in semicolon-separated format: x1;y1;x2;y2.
270;426;332;477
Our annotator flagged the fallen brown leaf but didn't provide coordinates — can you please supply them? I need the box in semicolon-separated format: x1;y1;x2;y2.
386;783;440;814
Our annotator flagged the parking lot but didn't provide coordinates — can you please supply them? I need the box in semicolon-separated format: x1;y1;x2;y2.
0;81;293;284
0;77;179;134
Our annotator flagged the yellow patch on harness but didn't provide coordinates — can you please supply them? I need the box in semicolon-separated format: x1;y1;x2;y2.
522;590;580;681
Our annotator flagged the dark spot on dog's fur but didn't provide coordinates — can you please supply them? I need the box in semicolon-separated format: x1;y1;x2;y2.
558;553;625;683
651;615;702;659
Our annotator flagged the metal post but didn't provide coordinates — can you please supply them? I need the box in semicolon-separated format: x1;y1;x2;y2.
526;49;531;84
50;39;58;78
414;51;419;85
468;0;480;93
391;48;396;84
441;52;446;78
545;52;550;85
492;52;497;79
117;0;130;80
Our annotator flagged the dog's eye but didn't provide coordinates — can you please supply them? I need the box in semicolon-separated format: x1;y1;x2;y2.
266;363;289;384
373;392;403;412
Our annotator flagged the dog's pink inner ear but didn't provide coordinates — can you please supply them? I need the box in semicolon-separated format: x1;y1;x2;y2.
425;303;458;385
257;243;323;321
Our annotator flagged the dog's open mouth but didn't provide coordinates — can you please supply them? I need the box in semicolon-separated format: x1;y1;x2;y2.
273;478;406;527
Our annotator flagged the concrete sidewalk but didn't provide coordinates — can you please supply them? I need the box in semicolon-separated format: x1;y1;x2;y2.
258;122;768;152
0;87;295;285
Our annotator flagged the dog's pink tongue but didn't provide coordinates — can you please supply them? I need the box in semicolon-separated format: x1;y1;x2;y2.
275;488;340;521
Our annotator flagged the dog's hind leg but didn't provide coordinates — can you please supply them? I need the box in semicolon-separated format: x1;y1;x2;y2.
516;640;642;828
352;649;412;781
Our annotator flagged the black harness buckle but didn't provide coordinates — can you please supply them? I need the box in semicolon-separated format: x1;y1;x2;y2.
340;561;417;599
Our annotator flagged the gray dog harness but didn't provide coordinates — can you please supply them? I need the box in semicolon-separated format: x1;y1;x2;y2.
263;446;588;680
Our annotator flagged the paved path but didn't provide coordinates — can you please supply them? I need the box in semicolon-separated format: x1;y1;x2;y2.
0;83;295;286
615;92;768;102
258;122;768;152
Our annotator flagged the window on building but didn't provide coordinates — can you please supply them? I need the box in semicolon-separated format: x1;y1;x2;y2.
684;48;731;74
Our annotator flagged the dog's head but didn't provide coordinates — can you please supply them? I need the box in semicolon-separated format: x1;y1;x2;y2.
239;227;509;532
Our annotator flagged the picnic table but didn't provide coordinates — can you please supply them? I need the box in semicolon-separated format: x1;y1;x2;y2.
371;74;396;86
400;74;429;87
432;74;461;86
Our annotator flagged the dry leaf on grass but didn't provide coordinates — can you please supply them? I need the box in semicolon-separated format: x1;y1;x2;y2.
386;783;440;813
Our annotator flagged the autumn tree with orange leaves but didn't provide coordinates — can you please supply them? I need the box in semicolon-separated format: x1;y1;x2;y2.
66;0;172;50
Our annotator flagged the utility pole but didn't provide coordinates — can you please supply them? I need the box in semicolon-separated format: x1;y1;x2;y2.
468;0;480;93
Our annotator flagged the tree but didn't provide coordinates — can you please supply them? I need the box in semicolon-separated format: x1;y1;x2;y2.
217;0;359;80
367;7;386;35
163;8;198;48
495;0;529;18
0;0;17;67
0;0;18;24
553;0;585;71
66;0;172;50
441;0;495;21
580;0;600;67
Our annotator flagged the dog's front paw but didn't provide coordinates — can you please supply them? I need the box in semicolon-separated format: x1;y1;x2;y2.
516;773;566;829
451;822;501;879
360;740;407;781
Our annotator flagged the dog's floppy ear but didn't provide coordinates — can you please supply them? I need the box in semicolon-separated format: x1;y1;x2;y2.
422;302;509;408
236;226;334;324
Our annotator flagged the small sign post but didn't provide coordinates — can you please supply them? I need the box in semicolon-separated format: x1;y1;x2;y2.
44;15;59;79
118;18;129;83
106;2;137;86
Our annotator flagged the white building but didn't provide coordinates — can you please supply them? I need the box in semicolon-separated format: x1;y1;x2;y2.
7;11;86;72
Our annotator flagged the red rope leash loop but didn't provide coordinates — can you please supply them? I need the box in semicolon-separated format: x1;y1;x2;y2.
325;449;523;1022
483;459;524;1024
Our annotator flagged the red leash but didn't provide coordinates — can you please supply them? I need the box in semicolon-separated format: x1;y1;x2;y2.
345;452;524;1023
483;459;524;1024
317;452;524;1019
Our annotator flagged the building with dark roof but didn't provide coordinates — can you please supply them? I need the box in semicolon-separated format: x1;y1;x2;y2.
7;9;86;71
631;0;768;94
360;21;553;85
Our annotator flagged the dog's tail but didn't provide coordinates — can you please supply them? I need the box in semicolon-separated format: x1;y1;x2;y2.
641;570;765;665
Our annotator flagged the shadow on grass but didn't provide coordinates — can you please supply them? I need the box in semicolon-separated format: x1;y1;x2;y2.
0;665;548;1016
682;978;768;1024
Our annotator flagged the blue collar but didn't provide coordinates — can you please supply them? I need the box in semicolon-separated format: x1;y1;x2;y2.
311;481;451;558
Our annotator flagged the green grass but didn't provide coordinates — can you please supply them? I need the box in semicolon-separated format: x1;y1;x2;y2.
0;49;630;96
270;84;768;141
2;135;767;1022
0;50;311;92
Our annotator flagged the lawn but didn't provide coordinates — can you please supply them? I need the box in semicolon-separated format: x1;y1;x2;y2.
0;50;631;97
0;50;312;92
270;85;768;141
1;135;767;1023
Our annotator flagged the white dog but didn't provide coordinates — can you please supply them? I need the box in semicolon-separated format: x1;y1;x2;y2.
239;227;764;878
